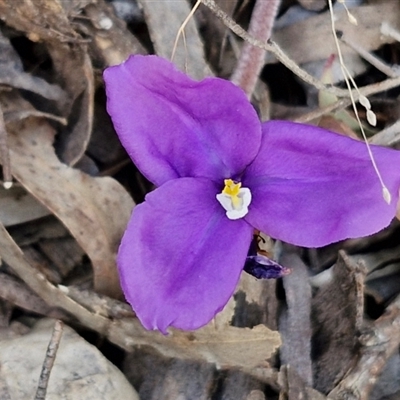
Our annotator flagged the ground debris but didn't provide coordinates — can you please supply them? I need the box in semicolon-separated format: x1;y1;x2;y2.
0;0;400;399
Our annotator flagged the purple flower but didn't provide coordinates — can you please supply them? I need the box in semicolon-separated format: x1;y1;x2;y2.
104;55;400;332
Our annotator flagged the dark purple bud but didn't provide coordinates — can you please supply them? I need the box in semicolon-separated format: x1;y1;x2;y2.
244;255;291;279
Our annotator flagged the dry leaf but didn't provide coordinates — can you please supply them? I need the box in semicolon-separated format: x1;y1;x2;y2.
0;185;50;227
270;2;400;65
2;116;134;297
110;320;281;370
50;49;94;165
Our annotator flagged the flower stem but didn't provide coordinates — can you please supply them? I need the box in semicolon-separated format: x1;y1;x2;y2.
230;0;281;98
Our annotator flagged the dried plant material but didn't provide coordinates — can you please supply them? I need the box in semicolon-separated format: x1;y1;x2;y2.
365;261;400;305
317;55;373;137
233;272;278;330
0;220;110;332
270;2;400;65
328;293;400;399
280;246;313;386
124;350;216;400
0;0;83;43
167;323;280;369
0;273;66;319
367;109;377;127
22;246;62;284
195;0;238;73
0;105;11;188
218;370;265;400
83;0;146;67
327;0;390;205
110;321;281;370
137;0;212;79
297;0;327;12
56;52;94;165
0;32;66;102
279;365;327;400
38;237;85;279
0;319;139;400
3;116;134;296
60;285;134;319
312;251;366;393
35;320;64;400
370;119;400;146
0;185;50;226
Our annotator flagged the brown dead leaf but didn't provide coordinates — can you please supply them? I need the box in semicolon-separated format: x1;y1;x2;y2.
55;52;95;165
2;116;133;297
270;2;400;65
0;185;50;226
111;320;281;370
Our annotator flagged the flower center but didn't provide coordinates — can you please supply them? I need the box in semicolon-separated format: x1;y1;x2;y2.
216;179;252;220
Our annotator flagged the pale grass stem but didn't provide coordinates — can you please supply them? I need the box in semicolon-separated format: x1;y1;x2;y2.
328;0;390;204
171;0;202;66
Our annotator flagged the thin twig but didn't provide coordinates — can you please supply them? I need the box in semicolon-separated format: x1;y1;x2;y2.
200;0;400;103
0;105;12;188
295;75;400;123
381;22;400;44
369;119;400;146
327;0;390;204
231;0;281;98
200;0;330;93
35;320;64;400
340;35;398;78
0;221;110;335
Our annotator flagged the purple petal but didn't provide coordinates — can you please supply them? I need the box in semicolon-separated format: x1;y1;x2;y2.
243;121;400;247
104;55;261;186
118;177;254;332
244;255;291;279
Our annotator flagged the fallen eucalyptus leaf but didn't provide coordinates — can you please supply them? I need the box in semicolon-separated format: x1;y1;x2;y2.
0;185;50;226
110;320;281;370
2;116;134;297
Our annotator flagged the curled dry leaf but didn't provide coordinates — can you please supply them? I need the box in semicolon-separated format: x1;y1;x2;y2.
55;52;95;165
111;320;281;370
2;116;134;297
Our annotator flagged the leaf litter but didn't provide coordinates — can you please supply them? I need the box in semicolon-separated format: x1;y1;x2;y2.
0;0;400;399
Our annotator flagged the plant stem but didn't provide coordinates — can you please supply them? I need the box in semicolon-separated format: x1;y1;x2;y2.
230;0;281;98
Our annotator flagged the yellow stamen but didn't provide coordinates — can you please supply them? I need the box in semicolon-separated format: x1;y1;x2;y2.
222;179;242;208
